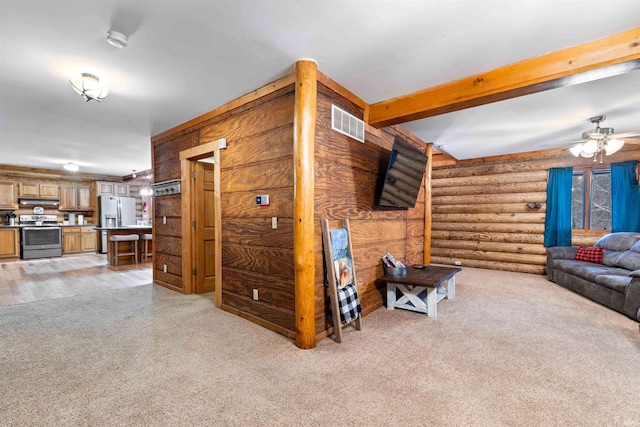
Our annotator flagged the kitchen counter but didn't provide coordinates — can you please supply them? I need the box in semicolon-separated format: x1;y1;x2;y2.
60;223;97;227
99;227;153;266
0;225;20;228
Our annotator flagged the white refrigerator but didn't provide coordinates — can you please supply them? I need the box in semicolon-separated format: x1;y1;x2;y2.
98;196;137;253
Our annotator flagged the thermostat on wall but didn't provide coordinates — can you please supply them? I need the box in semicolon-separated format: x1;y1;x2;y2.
256;195;270;206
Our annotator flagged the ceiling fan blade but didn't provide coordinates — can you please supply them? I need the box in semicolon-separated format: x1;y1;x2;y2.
612;131;640;139
541;140;586;148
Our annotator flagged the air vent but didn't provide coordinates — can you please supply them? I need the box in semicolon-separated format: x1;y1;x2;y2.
331;105;365;143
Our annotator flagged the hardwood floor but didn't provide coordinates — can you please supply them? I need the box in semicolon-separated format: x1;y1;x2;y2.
0;254;153;307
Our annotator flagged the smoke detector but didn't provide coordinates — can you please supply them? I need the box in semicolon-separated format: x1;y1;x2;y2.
106;31;128;48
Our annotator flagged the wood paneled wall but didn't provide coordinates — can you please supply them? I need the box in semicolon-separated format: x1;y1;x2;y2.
430;145;640;274
152;130;199;291
313;83;426;336
151;83;298;335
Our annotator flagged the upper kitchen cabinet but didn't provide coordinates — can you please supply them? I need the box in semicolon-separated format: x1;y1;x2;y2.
96;181;129;197
18;182;59;199
0;181;18;209
60;185;93;211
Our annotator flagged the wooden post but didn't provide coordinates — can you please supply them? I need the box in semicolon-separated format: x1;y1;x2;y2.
424;143;433;264
294;59;317;349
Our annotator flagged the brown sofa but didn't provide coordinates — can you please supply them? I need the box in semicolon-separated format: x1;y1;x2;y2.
546;232;640;322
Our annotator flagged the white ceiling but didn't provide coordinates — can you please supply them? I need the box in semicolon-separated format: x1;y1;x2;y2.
1;0;639;176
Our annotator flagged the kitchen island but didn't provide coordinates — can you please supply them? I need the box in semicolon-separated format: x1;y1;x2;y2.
96;226;152;266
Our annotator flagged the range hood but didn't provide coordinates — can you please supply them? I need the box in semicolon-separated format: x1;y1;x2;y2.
18;198;60;206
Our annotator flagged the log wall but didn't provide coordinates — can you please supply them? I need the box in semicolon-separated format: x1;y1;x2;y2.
431;144;640;274
313;83;426;336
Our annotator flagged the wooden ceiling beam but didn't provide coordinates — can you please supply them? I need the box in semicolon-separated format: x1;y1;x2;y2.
368;27;640;128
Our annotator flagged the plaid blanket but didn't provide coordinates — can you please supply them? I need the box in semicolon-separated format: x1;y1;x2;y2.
336;283;362;325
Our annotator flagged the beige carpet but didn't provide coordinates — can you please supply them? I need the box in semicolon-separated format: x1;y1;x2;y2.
1;267;639;426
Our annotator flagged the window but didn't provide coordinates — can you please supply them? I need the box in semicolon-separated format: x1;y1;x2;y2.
572;167;611;231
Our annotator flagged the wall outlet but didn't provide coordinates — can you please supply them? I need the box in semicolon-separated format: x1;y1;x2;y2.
252;289;259;301
271;217;277;229
163;264;167;273
454;260;462;266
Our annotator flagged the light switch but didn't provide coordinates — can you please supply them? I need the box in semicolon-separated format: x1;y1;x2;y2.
272;217;277;229
256;195;270;206
163;216;166;225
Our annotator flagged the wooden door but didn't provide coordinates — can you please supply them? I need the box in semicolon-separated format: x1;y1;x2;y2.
0;181;17;209
194;161;216;294
114;184;129;196
39;183;59;199
77;186;92;210
59;186;77;210
62;228;81;254
81;229;96;252
0;228;19;258
19;182;39;197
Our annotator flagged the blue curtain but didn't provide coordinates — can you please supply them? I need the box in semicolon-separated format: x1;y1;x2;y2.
544;167;573;247
611;160;640;232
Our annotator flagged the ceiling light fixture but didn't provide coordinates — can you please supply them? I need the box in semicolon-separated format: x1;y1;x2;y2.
69;73;109;102
569;116;624;162
63;162;79;172
106;30;128;49
132;170;137;178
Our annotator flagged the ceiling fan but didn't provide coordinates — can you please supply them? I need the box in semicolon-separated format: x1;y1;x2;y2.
568;115;640;162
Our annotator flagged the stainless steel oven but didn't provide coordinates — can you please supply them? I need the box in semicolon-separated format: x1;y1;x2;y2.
19;215;63;259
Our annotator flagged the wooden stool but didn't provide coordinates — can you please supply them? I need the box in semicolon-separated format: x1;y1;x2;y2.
141;233;153;261
109;234;139;266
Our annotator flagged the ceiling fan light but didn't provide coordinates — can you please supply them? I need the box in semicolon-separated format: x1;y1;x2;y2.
569;143;584;157
605;138;624;155
106;31;128;48
582;139;598;154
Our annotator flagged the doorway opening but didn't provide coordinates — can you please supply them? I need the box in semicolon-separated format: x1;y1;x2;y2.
179;140;223;308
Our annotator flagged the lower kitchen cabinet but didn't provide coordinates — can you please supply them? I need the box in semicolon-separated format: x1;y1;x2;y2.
62;226;96;254
0;228;20;259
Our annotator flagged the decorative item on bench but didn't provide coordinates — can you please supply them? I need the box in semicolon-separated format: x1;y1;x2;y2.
381;252;406;276
321;219;363;343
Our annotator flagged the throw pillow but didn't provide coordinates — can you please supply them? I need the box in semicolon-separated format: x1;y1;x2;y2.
575;246;604;264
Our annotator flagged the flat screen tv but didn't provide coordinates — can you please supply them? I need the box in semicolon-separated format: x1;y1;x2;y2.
378;136;428;208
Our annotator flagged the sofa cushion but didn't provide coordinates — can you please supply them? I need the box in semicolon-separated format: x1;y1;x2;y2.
553;259;631;282
630;269;640;278
574;246;603;263
603;250;626;267
594;275;632;294
595;232;640;251
615;251;640;271
631;240;640;253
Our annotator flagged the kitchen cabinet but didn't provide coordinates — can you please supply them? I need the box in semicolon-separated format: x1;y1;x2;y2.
18;182;59;199
60;185;93;211
0;181;18;209
97;181;129;197
62;226;96;254
81;228;97;252
0;228;20;259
